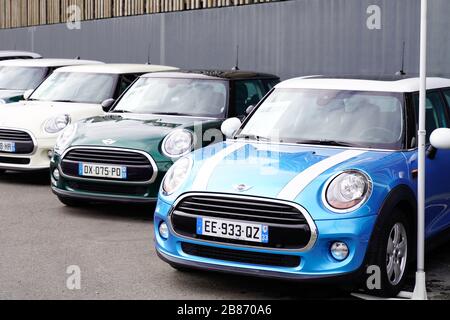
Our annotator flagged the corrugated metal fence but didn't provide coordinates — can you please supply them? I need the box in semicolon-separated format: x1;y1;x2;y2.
1;0;450;80
0;0;281;29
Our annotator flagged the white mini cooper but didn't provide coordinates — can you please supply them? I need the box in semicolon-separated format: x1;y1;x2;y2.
0;63;177;172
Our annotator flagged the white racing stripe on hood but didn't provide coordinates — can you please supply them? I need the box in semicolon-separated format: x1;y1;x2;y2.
192;142;247;191
277;150;367;201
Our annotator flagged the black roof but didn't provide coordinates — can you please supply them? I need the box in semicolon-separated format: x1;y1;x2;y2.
142;69;279;80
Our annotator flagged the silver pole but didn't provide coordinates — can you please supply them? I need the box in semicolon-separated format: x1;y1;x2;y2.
413;0;428;300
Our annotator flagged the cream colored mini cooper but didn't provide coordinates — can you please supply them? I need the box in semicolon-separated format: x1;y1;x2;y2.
0;63;177;172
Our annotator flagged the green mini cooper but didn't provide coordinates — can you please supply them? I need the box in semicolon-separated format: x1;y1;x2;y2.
50;70;279;206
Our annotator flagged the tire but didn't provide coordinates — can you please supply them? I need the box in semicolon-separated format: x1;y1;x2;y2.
363;208;412;297
57;196;85;208
0;169;6;175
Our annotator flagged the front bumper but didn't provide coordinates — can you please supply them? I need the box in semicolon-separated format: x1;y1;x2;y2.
0;137;54;171
154;197;378;280
50;152;172;204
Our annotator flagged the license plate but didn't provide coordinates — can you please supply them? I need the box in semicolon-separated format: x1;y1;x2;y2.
78;163;127;179
0;141;16;153
197;217;269;243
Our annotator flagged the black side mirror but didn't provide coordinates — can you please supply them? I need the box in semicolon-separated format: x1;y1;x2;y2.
101;98;116;112
246;105;256;115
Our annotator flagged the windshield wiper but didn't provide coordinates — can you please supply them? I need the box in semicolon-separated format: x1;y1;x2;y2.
234;134;273;142
293;139;365;148
154;112;192;116
52;99;76;103
111;110;132;114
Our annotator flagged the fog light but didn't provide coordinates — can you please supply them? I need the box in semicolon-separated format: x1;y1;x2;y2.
53;168;60;181
47;150;54;159
330;242;349;261
159;222;169;240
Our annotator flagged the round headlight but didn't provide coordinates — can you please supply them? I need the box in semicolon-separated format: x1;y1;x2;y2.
54;124;77;154
44;114;71;134
162;157;193;195
324;170;372;212
162;130;195;158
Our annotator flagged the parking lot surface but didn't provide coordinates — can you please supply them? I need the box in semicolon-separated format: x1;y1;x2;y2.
0;171;449;300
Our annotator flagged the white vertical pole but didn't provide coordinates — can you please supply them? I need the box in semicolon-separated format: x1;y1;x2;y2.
413;0;428;301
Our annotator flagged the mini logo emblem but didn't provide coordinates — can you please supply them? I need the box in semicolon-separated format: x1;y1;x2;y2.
102;139;116;145
233;184;253;192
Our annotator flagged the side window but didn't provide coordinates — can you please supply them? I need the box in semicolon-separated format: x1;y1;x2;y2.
233;80;265;117
118;74;138;96
414;91;448;142
263;78;280;92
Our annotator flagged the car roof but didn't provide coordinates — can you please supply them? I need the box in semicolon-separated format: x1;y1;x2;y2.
141;69;279;80
276;76;450;93
0;58;102;68
0;50;42;59
55;64;178;74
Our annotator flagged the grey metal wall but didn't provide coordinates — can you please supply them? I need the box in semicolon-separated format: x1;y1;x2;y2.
0;0;449;80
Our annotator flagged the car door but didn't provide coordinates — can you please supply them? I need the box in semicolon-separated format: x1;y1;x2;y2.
411;90;450;237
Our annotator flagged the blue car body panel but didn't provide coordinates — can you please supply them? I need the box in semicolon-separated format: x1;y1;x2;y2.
154;141;450;279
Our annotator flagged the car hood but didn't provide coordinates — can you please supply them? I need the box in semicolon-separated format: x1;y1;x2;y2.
0;100;102;138
171;141;407;220
0;89;24;100
70;113;222;161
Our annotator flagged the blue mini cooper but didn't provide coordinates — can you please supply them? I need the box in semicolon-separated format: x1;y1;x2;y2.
154;76;450;296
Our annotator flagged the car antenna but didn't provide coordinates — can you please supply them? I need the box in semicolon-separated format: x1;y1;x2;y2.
232;45;240;71
146;42;151;65
395;41;406;76
74;56;81;60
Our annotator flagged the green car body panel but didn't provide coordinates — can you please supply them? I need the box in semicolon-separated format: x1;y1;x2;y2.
51;70;279;205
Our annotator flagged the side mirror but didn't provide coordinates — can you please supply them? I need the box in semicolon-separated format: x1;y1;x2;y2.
221;118;242;138
101;98;116;112
430;128;450;150
23;89;34;101
246;105;256;115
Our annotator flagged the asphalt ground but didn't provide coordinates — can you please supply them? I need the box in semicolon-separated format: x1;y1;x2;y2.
0;171;449;300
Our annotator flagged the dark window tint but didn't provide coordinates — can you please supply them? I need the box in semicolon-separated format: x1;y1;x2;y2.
117;74;138;96
264;78;280;91
414;91;448;143
233;80;265;116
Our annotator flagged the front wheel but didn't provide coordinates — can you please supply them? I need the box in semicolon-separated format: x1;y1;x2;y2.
364;209;412;297
0;169;6;175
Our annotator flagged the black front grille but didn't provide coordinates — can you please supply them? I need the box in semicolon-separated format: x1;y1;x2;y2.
0;129;34;154
172;194;312;250
181;243;300;268
61;148;154;182
0;156;30;165
66;181;149;196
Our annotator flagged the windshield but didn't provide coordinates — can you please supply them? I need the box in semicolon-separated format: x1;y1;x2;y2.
112;77;228;118
238;89;405;150
0;66;48;90
30;72;117;104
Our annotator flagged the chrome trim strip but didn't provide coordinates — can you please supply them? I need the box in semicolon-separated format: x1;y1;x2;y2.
168;192;318;253
191;142;247;191
0;126;37;156
59;146;158;185
277;150;367;201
